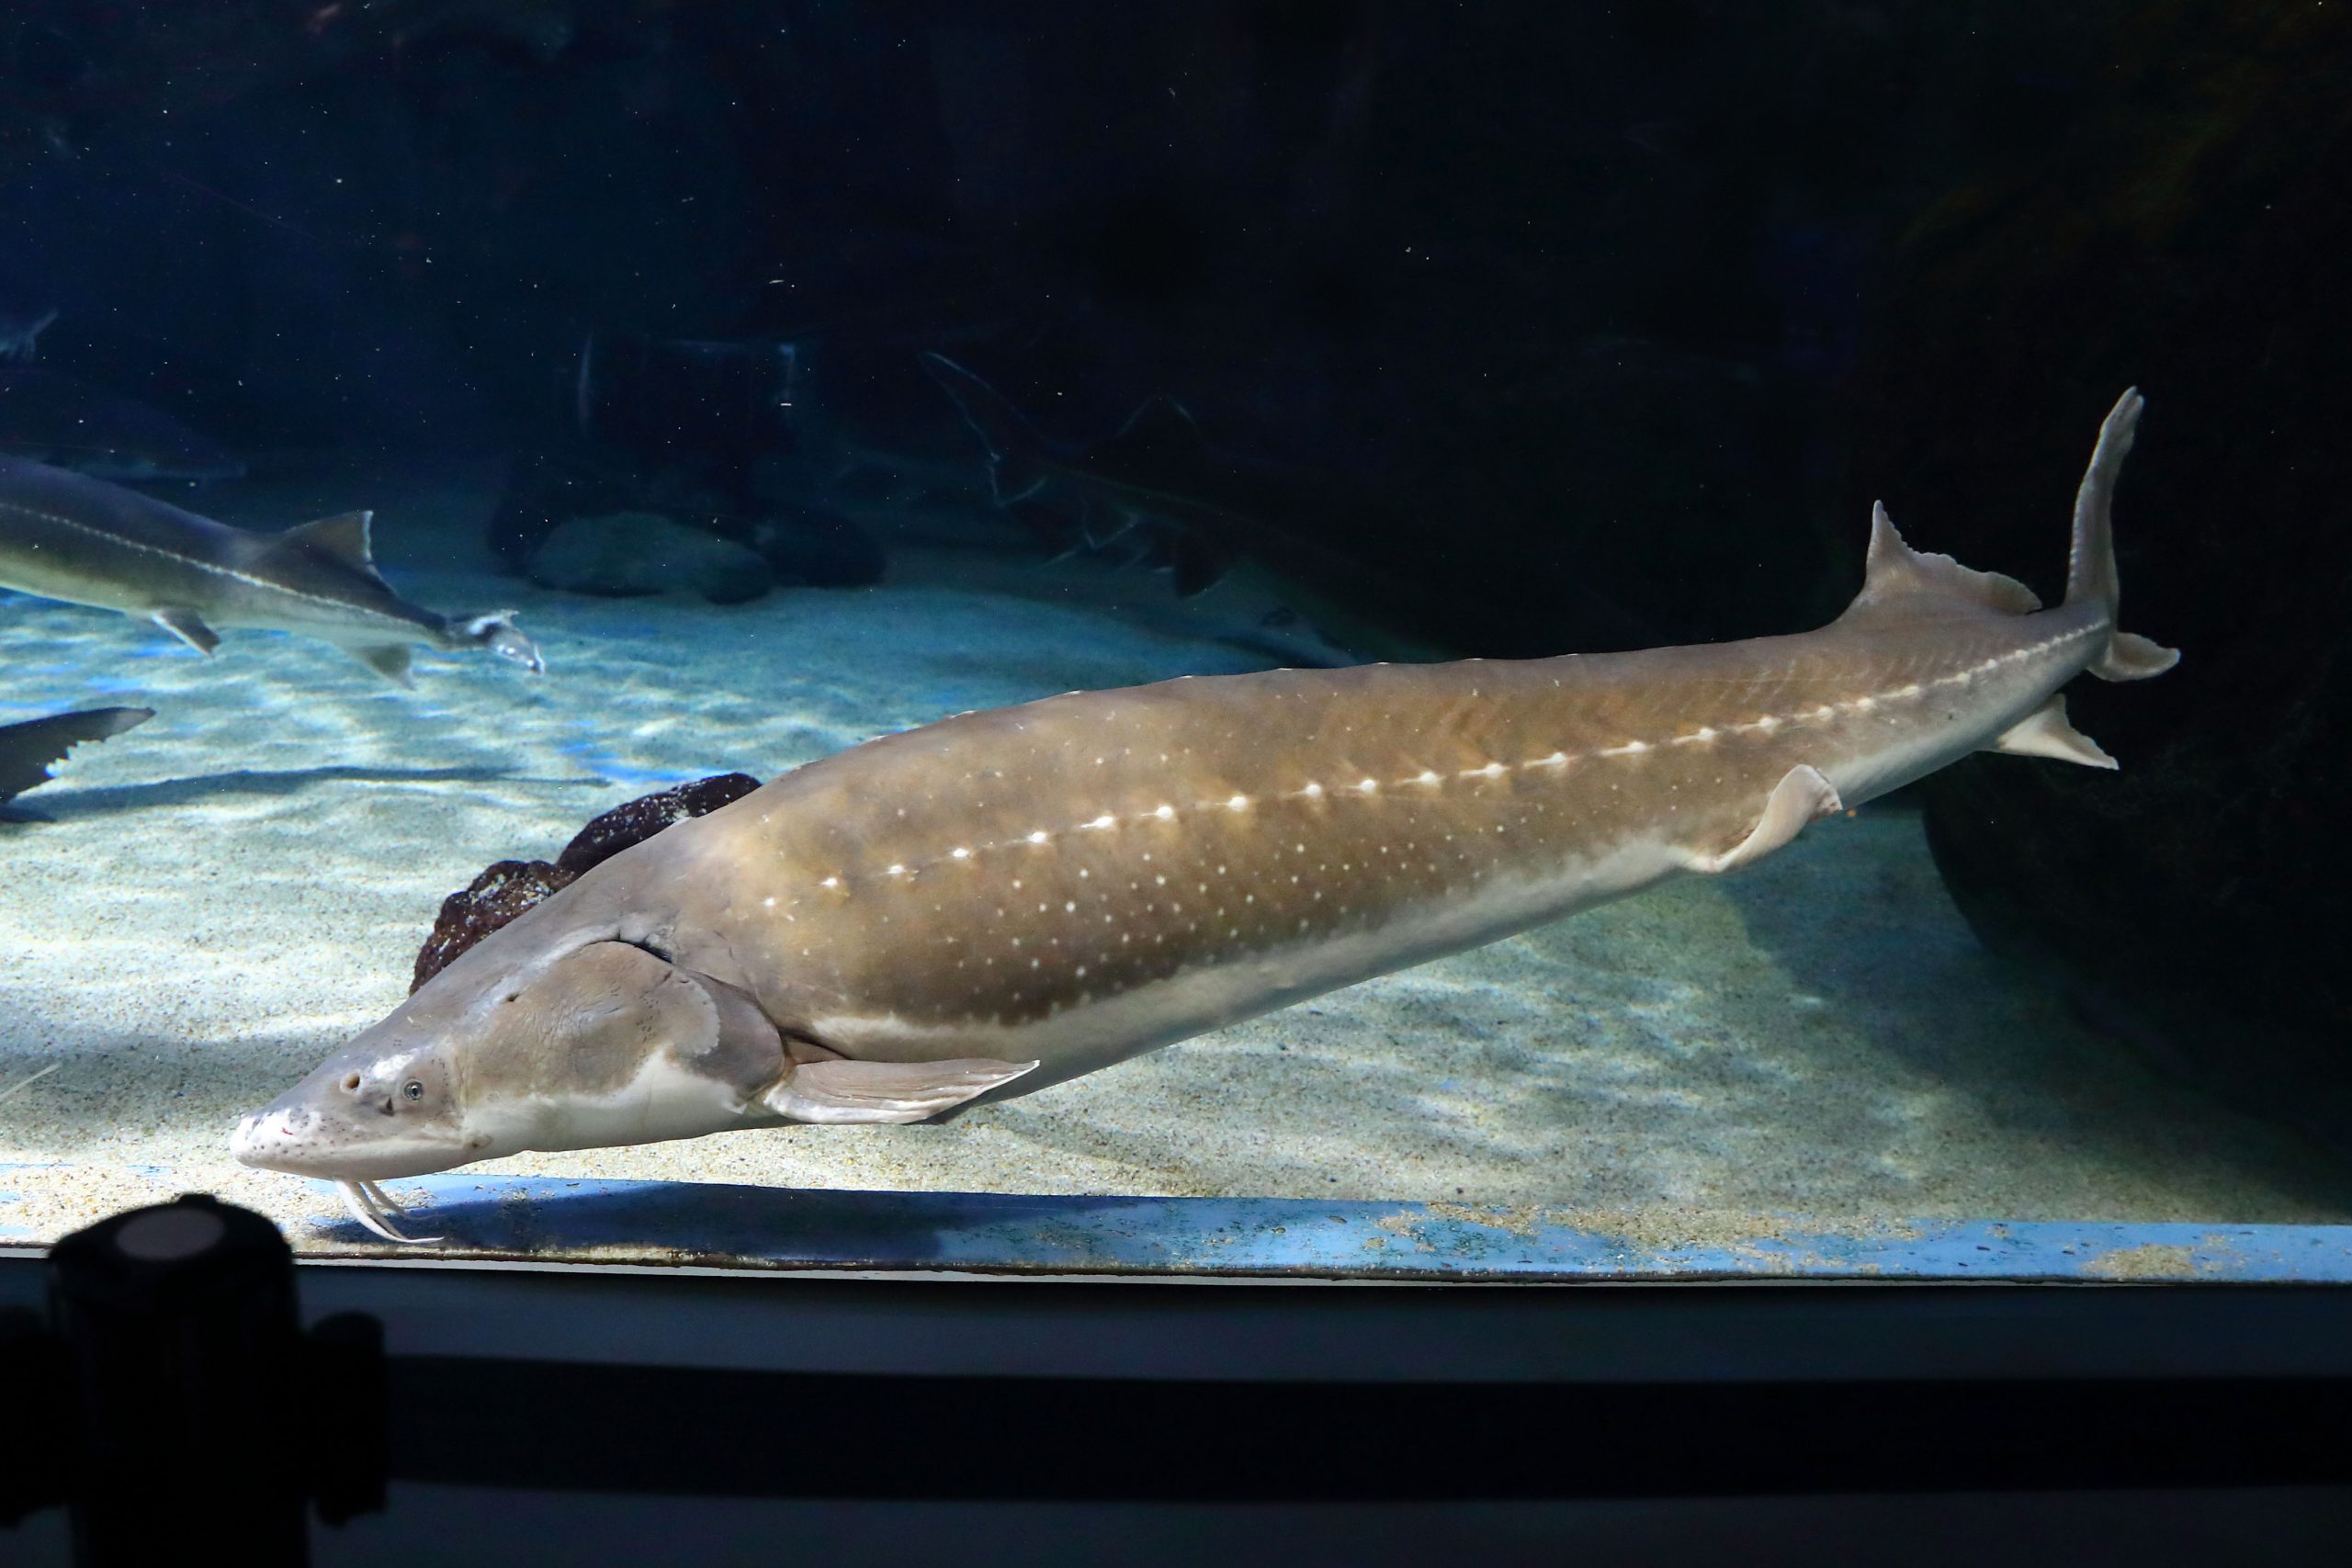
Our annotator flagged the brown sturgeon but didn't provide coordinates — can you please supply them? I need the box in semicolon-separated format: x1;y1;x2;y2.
232;390;2175;1242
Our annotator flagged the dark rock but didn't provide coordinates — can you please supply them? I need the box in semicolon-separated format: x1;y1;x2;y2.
411;772;763;991
747;504;888;589
410;859;574;994
1849;2;2352;1156
554;772;762;875
488;449;638;572
526;510;776;604
495;437;888;599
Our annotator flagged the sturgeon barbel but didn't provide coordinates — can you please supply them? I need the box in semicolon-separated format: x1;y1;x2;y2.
233;391;2175;1242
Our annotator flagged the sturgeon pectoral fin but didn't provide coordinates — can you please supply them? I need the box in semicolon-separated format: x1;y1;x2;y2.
344;642;415;687
1688;764;1843;874
763;1056;1040;1124
151;607;220;654
1988;694;2117;769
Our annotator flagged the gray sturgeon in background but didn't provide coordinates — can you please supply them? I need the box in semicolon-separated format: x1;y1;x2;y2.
920;352;1654;661
0;306;58;364
235;389;2173;1245
0;705;152;820
0;455;543;684
0;366;246;482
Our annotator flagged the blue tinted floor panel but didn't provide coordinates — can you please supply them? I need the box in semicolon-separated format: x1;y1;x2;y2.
256;1174;2352;1282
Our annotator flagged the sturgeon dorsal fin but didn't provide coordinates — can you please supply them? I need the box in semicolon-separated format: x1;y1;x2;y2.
277;510;381;578
1098;395;1211;469
151;607;220;654
1838;502;2041;623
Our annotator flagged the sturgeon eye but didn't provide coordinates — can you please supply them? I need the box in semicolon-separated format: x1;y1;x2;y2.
402;1080;424;1102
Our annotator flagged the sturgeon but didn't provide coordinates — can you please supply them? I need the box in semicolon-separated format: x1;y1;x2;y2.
0;454;543;683
232;390;2176;1243
0;705;153;820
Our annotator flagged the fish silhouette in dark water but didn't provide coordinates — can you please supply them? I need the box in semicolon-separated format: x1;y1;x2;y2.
0;306;57;364
0;366;244;482
0;705;152;820
920;353;1656;660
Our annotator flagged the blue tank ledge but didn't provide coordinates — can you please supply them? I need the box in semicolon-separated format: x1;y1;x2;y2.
211;1175;2352;1282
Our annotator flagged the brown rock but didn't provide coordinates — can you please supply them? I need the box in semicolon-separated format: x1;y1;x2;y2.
554;773;763;875
411;773;763;992
410;860;575;994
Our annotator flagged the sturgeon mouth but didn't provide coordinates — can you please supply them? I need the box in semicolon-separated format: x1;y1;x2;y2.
228;1102;468;1180
229;1107;457;1246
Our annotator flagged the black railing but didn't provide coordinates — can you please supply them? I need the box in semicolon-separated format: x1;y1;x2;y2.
2;1196;2348;1567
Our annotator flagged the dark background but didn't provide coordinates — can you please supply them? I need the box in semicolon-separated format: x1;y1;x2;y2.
0;0;2132;649
1;1;2347;1156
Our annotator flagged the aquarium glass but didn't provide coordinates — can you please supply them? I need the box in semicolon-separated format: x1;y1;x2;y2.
1;2;2346;1280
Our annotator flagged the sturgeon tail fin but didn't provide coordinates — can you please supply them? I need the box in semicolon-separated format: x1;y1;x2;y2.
920;352;1048;506
2066;389;2179;682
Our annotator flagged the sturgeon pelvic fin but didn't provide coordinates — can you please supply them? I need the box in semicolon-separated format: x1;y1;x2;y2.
2066;389;2179;682
763;1055;1040;1123
1988;694;2116;770
1687;764;1844;874
343;642;415;687
151;606;220;654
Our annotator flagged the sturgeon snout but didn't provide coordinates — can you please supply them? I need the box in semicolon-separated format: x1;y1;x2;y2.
231;1039;475;1242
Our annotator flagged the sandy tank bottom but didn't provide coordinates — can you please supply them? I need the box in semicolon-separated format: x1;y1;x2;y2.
2;466;2346;1259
